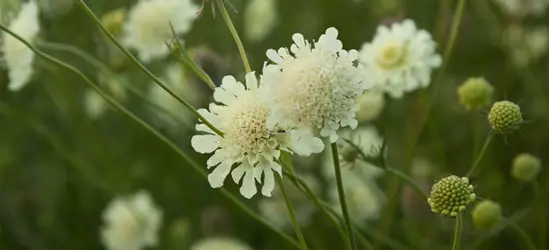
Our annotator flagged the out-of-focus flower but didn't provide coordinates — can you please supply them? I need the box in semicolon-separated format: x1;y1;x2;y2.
122;0;198;62
0;0;21;24
244;0;277;43
472;200;502;230
511;153;542;182
190;238;253;250
492;0;549;17
488;100;523;134
84;73;128;119
37;0;73;18
359;19;441;98
84;90;107;120
335;126;385;171
191;72;323;199
1;1;40;92
504;25;549;68
428;175;476;217
101;8;126;36
101;190;163;250
356;90;385;123
457;77;494;111
262;27;367;143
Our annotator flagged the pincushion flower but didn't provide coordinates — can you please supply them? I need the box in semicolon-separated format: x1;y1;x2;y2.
261;27;368;143
1;0;40;91
359;19;442;98
191;72;324;199
101;190;163;250
122;0;198;62
191;237;253;250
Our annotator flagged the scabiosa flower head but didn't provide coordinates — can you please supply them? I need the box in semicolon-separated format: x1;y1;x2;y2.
1;1;40;92
472;200;502;230
488;100;523;134
261;27;367;143
356;90;385;123
359;19;442;99
457;77;495;111
121;0;198;62
101;190;163;250
511;153;541;182
190;238;253;250
428;175;476;217
192;72;324;199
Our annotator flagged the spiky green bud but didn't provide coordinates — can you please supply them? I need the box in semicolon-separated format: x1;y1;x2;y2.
512;153;541;182
428;175;476;217
487;101;523;134
457;77;494;111
472;200;501;230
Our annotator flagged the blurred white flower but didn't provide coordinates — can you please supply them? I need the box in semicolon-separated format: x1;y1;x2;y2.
84;90;107;119
191;72;324;199
101;190;163;250
262;27;367;143
84;74;128;119
122;0;198;63
492;0;549;17
1;1;40;92
505;25;549;68
356;90;385;123
190;237;253;250
359;19;441;99
244;0;277;42
258;174;319;229
330;173;386;222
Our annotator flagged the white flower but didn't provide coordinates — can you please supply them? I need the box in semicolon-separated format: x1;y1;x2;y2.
101;190;163;250
244;0;277;43
505;25;549;67
122;0;198;63
492;0;549;17
190;238;253;250
359;19;442;99
1;1;40;92
84;90;107;119
262;27;367;143
191;72;324;199
356;90;385;123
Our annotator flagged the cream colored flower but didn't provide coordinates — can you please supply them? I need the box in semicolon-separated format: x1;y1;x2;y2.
244;0;277;42
262;27;367;143
359;19;441;98
101;190;163;250
191;237;253;250
492;0;549;17
356;90;385;123
191;72;324;199
505;24;549;67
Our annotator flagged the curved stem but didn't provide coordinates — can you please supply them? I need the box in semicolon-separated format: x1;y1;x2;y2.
0;24;301;249
466;133;494;177
386;167;429;200
331;143;357;250
215;0;252;73
75;0;223;136
510;222;538;250
452;213;463;250
275;174;309;250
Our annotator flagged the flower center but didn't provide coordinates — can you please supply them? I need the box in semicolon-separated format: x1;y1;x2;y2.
376;41;408;69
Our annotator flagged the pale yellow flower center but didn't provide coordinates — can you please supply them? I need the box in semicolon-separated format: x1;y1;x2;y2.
376;42;408;69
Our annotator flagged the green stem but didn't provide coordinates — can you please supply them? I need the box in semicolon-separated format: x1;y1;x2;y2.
0;23;300;249
510;222;538;250
75;0;223;137
275;174;309;250
215;0;252;73
466;133;493;177
452;214;462;250
532;181;547;250
386;168;429;200
330;143;357;250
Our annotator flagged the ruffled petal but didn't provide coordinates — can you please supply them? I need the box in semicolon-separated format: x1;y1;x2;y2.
206;149;228;167
240;168;258;199
231;164;248;184
245;72;258;90
261;168;276;197
191;135;220;153
207;161;233;188
285;128;325;156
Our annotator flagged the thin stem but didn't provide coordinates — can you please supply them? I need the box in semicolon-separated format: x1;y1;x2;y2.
510;222;538;250
452;213;463;250
215;0;252;73
466;133;494;177
75;0;223;136
0;24;300;249
330;143;357;250
532;181;547;250
275;174;309;250
386;168;429;200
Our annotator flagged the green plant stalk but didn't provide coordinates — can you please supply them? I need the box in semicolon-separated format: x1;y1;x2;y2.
330;143;357;250
452;214;462;250
510;222;538;250
532;181;547;250
0;24;300;249
215;0;252;73
75;0;223;137
466;133;493;177
470;210;530;249
275;174;309;250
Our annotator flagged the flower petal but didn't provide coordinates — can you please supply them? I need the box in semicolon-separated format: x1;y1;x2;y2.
191;135;220;153
231;164;247;184
240;168;258;199
261;168;275;197
208;161;232;188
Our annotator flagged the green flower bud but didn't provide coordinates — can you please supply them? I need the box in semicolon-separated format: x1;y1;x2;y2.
472;200;501;230
428;175;476;217
457;77;494;110
487;101;523;134
512;153;541;182
101;9;126;36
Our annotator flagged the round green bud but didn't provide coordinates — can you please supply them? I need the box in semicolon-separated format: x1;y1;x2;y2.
472;200;501;230
428;175;476;217
457;77;494;110
487;101;523;134
511;153;541;182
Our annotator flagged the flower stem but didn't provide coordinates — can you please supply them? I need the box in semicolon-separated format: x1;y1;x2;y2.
75;0;223;137
532;181;547;250
0;23;301;249
466;133;494;177
331;143;357;250
452;213;463;250
510;222;538;250
275;174;309;250
385;167;429;200
215;0;252;73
